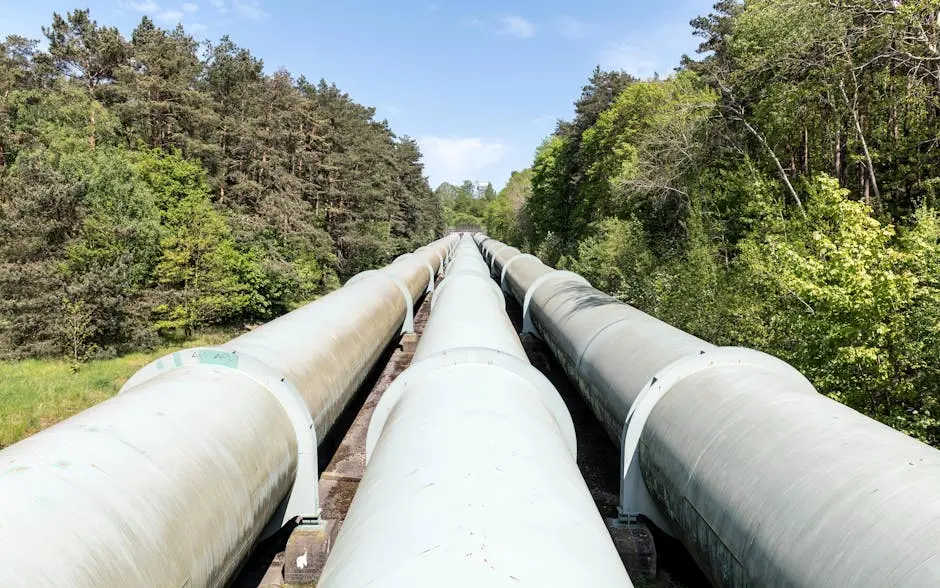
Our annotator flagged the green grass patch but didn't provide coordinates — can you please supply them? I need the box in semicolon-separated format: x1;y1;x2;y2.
0;329;242;449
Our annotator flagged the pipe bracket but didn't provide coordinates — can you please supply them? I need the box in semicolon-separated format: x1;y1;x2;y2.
120;347;320;537
487;244;509;273
416;246;445;277
619;347;813;535
347;270;415;333
393;253;436;293
499;254;540;293
521;271;590;336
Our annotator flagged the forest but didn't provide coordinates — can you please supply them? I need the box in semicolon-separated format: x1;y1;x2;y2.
6;2;940;449
485;0;940;447
0;9;443;362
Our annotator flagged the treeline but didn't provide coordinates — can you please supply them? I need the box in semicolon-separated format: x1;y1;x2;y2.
433;180;495;228
488;0;940;446
0;10;443;360
434;174;532;235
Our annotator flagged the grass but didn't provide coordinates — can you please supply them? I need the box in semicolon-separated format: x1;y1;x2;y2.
0;329;241;449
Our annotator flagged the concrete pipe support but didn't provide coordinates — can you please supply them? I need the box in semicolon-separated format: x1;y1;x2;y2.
475;234;940;588
0;235;458;588
318;234;633;588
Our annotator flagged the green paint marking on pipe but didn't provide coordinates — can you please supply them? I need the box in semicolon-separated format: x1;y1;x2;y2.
173;352;182;368
197;350;239;369
156;358;164;370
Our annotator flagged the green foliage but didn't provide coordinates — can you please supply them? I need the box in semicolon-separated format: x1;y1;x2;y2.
735;176;939;442
0;11;442;359
483;194;514;241
436;180;495;228
528;136;573;244
61;147;162;354
561;218;655;308
515;0;940;446
58;297;96;367
483;169;532;244
136;149;266;333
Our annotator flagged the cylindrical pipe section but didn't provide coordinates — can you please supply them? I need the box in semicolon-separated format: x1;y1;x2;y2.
478;236;709;443
319;234;632;588
0;369;296;587
477;234;940;587
0;235;458;588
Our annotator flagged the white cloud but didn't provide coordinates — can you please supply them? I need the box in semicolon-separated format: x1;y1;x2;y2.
208;0;227;12
182;2;199;12
598;42;661;79
188;22;208;32
417;136;507;186
498;15;536;39
233;0;267;20
157;10;185;23
128;0;159;11
599;22;702;79
557;16;589;40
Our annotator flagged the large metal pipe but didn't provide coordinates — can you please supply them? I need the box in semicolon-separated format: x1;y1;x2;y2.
318;234;633;588
0;235;458;588
476;234;940;588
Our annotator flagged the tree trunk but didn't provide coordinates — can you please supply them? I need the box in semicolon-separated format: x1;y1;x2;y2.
804;127;810;175
740;116;807;218
840;80;880;204
835;127;842;182
863;166;871;206
89;107;96;150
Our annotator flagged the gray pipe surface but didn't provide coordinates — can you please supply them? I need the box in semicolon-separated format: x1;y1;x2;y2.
318;235;633;588
476;233;940;588
0;235;458;588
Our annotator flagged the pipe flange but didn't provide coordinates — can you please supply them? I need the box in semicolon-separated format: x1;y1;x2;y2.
618;347;816;535
393;253;436;293
366;347;577;462
347;269;415;333
120;347;319;533
499;253;540;293
521;271;590;336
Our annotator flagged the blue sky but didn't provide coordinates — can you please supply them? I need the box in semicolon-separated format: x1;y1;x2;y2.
0;0;716;189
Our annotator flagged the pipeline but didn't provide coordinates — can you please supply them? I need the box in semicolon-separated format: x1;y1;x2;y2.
318;234;633;588
0;235;458;588
475;233;940;588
